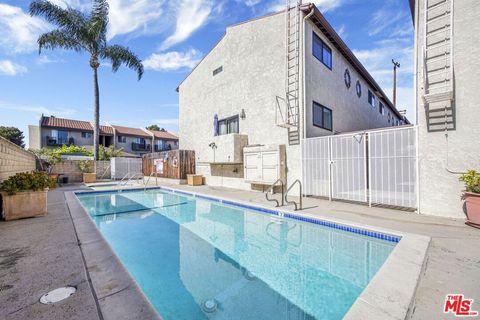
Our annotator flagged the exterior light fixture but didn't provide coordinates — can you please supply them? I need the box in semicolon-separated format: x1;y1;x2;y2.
240;109;246;119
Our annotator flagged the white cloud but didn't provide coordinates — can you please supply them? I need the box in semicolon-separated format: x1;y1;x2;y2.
106;0;165;40
49;0;166;40
242;0;262;7
0;101;77;117
144;49;202;71
336;24;347;40
161;0;213;50
0;60;28;76
0;4;50;53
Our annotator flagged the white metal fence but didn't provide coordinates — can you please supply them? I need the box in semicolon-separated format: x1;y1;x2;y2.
111;157;142;180
302;126;418;209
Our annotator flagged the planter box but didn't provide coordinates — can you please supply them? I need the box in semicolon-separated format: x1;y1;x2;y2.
1;190;48;221
83;173;97;183
187;174;203;186
464;192;480;227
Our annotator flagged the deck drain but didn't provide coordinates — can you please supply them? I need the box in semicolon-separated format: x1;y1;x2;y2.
40;286;76;304
201;299;217;313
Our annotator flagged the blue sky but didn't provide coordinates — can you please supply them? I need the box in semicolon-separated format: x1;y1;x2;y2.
0;0;414;147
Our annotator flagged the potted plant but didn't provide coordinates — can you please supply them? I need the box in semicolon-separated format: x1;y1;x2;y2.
78;160;96;183
0;171;56;221
459;170;480;228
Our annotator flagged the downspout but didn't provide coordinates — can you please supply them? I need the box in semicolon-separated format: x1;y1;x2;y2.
301;5;314;193
302;5;314;140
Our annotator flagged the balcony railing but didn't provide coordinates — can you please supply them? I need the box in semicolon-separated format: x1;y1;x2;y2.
132;142;151;151
154;144;172;152
46;136;74;146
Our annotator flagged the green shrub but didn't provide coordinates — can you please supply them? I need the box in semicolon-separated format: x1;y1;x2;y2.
78;160;93;173
0;172;56;195
459;170;480;194
98;145;124;161
36;145;93;165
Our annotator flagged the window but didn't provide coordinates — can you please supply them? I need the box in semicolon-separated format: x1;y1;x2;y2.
344;69;351;88
356;80;362;97
213;66;223;76
117;136;126;143
218;115;239;135
134;137;146;144
81;132;92;138
368;90;376;107
312;101;332;131
388;112;391;123
313;32;332;69
379;102;385;115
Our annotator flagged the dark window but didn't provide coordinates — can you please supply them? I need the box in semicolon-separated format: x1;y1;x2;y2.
356;80;362;97
213;66;223;76
81;132;92;138
379;102;385;115
312;101;332;131
368;90;376;107
218;115;239;135
117;136;126;143
344;69;351;88
312;32;332;69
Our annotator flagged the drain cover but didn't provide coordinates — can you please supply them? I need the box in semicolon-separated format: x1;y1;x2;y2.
202;299;217;313
40;286;76;304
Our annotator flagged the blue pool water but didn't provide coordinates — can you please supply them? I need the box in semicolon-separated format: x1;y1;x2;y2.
76;188;397;320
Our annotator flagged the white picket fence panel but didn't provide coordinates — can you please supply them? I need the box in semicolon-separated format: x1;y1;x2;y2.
302;126;418;209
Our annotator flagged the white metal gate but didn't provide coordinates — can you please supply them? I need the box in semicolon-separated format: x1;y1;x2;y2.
302;126;418;209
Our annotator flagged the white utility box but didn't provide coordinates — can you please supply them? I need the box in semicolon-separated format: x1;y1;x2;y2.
243;144;286;184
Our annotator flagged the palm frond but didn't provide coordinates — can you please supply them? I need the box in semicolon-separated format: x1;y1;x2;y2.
37;30;83;53
101;45;144;80
30;0;87;37
88;0;109;47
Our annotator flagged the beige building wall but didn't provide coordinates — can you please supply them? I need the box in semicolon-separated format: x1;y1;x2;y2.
179;10;402;193
0;136;36;182
414;0;480;218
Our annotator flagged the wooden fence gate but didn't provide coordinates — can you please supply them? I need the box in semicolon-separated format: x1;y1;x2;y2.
142;150;195;180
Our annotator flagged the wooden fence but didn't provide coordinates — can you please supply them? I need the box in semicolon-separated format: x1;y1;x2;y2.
143;150;195;180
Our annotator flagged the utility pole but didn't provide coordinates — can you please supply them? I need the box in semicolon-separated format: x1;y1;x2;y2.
392;59;401;108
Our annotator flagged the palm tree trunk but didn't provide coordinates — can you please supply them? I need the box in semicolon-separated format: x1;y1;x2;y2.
93;66;100;161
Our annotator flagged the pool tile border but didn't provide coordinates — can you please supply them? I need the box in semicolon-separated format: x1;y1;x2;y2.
75;186;400;243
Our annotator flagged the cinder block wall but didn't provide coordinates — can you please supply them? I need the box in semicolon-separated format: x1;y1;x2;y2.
0;136;36;182
51;160;95;183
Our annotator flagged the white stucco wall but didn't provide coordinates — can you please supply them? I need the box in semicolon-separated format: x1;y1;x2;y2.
304;20;401;138
415;0;480;218
179;12;301;191
178;10;402;193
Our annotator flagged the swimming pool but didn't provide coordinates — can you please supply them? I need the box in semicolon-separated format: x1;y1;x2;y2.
76;188;399;320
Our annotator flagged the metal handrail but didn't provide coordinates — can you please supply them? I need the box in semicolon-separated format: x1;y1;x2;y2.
144;172;158;191
118;172;132;185
98;163;111;180
285;179;302;211
264;179;285;207
119;172;144;187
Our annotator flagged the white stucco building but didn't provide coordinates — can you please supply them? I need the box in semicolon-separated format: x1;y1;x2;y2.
178;3;408;192
410;0;480;218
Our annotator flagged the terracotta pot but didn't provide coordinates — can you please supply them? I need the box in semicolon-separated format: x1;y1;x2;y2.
83;173;97;183
464;192;480;227
1;190;48;221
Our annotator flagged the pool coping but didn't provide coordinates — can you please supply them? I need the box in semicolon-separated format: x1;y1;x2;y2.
64;191;161;320
69;186;431;320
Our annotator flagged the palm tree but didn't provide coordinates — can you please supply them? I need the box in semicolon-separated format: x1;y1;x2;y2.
30;0;144;160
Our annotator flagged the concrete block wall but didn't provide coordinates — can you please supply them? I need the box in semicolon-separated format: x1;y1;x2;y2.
51;160;94;183
0;136;36;182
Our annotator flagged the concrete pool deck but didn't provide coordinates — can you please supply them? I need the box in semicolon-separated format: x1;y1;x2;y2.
1;182;479;319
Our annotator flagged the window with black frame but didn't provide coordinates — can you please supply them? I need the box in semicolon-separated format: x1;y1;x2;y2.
312;32;332;69
218;115;239;135
312;101;332;131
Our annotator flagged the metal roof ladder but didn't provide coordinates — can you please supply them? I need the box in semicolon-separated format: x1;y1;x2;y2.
422;0;455;132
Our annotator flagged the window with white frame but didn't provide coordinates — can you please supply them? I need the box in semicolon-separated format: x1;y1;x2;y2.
81;132;92;138
117;136;126;143
218;115;239;135
379;102;385;115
